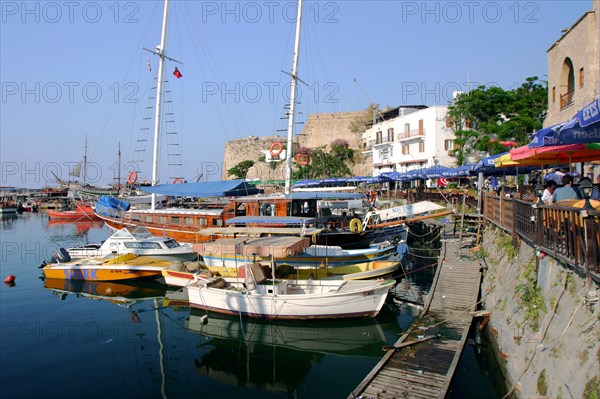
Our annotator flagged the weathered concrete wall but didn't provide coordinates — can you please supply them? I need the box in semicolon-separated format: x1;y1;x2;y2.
480;226;599;398
222;111;373;180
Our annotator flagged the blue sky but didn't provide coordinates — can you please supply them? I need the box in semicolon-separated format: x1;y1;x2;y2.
0;0;593;188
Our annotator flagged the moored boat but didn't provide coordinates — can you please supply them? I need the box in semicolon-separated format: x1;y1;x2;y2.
41;252;173;281
185;264;395;320
67;226;198;261
47;202;99;221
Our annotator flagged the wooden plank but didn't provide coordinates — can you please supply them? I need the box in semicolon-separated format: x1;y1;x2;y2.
349;228;483;399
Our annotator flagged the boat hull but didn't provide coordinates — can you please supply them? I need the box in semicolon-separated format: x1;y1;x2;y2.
42;265;165;281
96;213;213;243
42;254;172;281
186;279;394;320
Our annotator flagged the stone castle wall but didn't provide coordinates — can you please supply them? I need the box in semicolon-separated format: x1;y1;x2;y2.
222;111;373;180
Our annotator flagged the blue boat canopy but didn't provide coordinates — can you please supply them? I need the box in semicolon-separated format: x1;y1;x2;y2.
140;180;261;198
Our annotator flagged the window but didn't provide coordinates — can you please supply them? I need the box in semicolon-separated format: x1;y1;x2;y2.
387;128;394;142
418;119;424;135
445;116;453;128
145;216;153;223
444;139;453;150
465;119;473;129
552;87;555;103
418;141;425;152
124;242;162;249
560;57;575;108
185;217;194;225
164;239;180;248
404;123;410;132
376;131;382;144
402;145;409;155
198;218;207;227
212;219;223;227
579;68;584;88
159;216;167;224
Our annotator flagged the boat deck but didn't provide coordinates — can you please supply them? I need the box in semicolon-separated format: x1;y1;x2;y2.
349;226;482;399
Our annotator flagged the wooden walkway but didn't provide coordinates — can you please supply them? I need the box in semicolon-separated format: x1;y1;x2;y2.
349;227;482;399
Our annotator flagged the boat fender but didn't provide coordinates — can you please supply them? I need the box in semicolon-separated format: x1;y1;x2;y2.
269;142;283;157
349;218;363;233
172;178;184;184
4;275;15;283
127;171;138;185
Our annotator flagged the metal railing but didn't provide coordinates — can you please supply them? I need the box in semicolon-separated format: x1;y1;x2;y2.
560;90;574;109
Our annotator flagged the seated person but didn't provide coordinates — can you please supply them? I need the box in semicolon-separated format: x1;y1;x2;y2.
552;175;582;203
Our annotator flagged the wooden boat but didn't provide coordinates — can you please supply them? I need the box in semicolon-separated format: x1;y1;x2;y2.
95;190;411;248
185;263;395;320
67;226;199;261
41;252;172;281
47;202;99;221
161;259;401;288
195;236;398;273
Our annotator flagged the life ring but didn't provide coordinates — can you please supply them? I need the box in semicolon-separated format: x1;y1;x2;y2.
127;171;138;185
269;142;283;157
172;178;184;184
295;153;310;166
349;218;363;233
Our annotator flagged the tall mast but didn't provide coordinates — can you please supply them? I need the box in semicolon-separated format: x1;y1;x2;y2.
284;0;303;195
83;135;88;185
151;0;170;209
117;141;121;188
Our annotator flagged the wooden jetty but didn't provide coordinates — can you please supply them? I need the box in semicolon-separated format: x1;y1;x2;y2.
349;226;482;399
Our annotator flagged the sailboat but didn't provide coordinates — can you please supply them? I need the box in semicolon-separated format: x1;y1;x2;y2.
66;136;120;198
183;0;396;320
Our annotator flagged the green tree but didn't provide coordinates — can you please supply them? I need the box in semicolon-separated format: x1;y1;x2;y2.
292;147;351;180
227;160;254;179
448;77;547;165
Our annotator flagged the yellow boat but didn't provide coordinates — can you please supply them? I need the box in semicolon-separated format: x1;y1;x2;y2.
41;253;173;281
161;260;400;287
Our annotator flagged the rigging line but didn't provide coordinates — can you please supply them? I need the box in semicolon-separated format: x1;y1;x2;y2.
176;7;232;142
91;1;161;159
180;2;251;139
271;17;297;138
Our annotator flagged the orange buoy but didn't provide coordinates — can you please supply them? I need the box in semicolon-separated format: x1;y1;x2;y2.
4;275;15;283
269;142;283;157
295;153;310;166
127;171;138;185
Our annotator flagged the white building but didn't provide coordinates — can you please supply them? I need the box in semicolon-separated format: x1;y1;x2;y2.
361;105;456;176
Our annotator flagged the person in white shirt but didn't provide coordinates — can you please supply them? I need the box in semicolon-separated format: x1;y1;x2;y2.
540;180;557;204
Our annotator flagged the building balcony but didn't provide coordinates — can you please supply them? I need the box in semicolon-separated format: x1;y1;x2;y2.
560;90;574;110
373;138;394;147
398;129;425;141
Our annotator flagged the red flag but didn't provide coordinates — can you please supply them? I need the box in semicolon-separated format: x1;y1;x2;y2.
173;67;182;79
147;59;151;72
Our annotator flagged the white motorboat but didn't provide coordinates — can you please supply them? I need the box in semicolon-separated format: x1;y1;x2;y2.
67;226;199;261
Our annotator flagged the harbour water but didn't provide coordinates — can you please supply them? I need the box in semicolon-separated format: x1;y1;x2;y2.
0;213;505;398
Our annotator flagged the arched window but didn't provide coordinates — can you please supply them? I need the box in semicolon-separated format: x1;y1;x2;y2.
560;57;575;108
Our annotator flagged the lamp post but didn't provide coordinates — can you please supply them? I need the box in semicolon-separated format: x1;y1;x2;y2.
580;180;593;210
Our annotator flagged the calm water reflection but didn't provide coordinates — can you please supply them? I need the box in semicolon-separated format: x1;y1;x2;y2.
0;213;504;398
